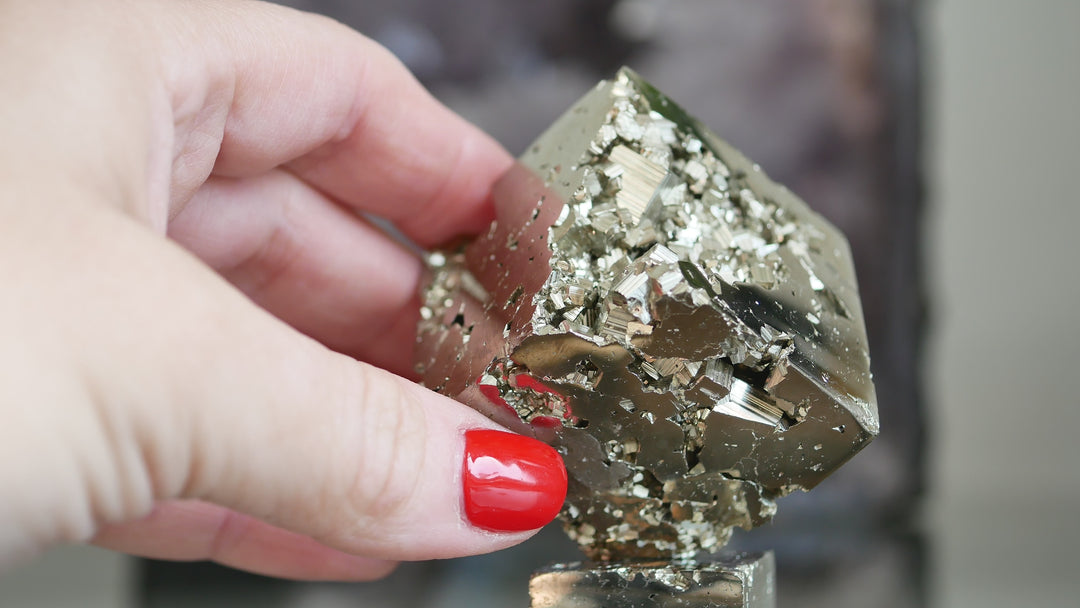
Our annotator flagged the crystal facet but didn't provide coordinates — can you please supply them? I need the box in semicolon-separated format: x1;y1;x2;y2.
417;68;878;561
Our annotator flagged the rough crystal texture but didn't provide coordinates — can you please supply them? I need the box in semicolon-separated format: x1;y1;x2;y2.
416;68;878;560
529;554;775;608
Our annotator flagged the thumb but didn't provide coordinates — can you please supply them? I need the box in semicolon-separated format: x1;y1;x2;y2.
36;210;565;572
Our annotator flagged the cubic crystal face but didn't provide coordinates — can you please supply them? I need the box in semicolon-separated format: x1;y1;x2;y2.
416;68;878;560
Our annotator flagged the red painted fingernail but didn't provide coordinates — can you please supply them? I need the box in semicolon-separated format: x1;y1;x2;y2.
462;429;567;532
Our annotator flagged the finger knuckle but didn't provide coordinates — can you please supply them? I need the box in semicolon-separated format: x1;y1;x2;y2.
344;364;428;534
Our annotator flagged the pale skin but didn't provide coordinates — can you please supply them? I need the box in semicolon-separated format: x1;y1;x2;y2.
0;0;530;580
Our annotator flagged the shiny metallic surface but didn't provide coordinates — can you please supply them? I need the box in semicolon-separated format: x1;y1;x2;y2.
528;553;775;608
417;68;878;561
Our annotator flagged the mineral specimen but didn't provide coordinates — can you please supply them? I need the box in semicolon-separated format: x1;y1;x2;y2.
416;68;878;560
529;554;775;608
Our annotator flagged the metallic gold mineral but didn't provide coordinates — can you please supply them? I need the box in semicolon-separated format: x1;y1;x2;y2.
417;68;878;561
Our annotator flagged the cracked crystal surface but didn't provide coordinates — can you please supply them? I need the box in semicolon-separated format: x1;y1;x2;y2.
416;68;878;560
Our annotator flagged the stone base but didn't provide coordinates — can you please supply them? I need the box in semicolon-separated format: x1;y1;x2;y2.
528;553;775;608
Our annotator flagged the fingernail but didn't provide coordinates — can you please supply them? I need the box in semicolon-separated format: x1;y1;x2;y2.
462;429;567;532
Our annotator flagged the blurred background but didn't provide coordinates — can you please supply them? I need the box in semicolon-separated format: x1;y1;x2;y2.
1;0;1077;606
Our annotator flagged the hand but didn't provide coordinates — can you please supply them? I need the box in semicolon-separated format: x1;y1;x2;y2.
0;0;566;581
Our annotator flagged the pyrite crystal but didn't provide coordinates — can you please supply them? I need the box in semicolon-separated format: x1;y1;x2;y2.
417;69;878;562
529;554;775;608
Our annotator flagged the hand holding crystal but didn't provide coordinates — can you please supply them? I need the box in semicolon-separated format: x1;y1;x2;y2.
0;0;566;580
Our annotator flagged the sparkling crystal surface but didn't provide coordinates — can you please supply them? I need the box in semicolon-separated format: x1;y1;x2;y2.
416;68;878;560
529;553;775;608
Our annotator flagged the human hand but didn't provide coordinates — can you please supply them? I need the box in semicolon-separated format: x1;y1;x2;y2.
0;0;565;580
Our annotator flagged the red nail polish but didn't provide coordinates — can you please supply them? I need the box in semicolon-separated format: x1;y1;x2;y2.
463;429;567;532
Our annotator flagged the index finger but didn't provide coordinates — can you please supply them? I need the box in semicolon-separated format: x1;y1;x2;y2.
161;1;512;247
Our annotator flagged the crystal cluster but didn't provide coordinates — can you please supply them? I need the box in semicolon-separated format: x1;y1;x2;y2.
529;554;775;608
416;68;878;560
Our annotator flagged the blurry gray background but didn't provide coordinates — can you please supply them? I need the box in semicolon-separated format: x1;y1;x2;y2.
1;0;1077;606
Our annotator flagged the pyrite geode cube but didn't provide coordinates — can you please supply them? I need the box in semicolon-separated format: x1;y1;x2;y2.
416;69;878;560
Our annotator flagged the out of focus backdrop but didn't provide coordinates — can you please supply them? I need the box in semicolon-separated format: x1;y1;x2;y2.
1;0;1077;606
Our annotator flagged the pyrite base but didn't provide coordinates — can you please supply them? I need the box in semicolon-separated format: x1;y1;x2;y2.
528;553;775;608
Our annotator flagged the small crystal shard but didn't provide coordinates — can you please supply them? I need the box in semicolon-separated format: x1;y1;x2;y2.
416;68;878;560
